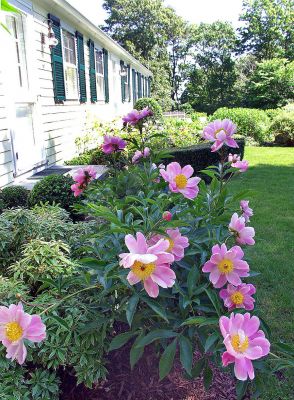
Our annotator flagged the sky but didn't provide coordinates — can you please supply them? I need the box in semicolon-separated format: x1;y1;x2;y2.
69;0;244;27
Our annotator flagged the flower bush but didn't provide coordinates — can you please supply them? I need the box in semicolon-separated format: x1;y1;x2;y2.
1;110;294;398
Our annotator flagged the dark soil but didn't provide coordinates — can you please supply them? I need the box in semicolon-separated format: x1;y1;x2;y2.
60;343;248;400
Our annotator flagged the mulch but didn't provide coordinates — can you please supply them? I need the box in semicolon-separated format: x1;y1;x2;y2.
60;343;249;400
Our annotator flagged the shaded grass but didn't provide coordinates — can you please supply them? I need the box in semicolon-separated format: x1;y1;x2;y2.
229;147;294;399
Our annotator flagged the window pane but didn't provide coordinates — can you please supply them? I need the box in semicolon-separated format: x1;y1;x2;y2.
65;66;78;98
96;75;105;100
95;50;104;75
63;31;76;65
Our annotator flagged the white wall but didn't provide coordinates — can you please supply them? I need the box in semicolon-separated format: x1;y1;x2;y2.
0;0;151;186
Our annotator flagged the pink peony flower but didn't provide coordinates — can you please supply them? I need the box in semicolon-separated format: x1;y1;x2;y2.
122;107;153;126
229;213;255;246
160;162;201;200
220;313;270;381
102;135;126;154
202;119;239;152
71;166;97;197
149;228;189;262
202;243;249;288
0;303;46;365
162;211;172;221
132;147;151;164
240;200;253;223
220;283;256;311
232;159;249;172
119;232;175;298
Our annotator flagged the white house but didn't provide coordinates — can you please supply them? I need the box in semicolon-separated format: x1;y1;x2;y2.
0;0;152;187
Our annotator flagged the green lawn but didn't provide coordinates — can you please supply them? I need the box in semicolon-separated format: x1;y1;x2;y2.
229;147;294;399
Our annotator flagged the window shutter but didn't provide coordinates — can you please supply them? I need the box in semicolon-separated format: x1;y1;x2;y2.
88;39;97;102
137;72;142;99
75;31;87;103
48;14;65;102
103;48;109;103
127;64;131;102
132;69;137;103
145;77;148;97
148;77;151;97
120;60;126;102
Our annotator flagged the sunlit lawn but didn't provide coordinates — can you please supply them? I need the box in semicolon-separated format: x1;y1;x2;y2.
229;146;294;399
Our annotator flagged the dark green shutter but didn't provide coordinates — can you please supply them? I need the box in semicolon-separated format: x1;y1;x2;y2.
103;48;109;103
132;69;137;103
48;14;65;102
145;77;148;97
88;39;97;102
75;31;87;103
120;60;126;102
142;75;145;97
148;77;151;97
137;72;142;98
127;64;131;102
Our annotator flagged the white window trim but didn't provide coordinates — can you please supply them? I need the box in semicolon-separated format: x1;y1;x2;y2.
60;27;79;100
94;45;105;102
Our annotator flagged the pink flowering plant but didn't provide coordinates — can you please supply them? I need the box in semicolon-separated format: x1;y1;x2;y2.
2;113;293;398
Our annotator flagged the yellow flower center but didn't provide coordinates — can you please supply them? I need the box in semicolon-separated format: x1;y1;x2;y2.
174;174;188;189
5;321;23;342
231;334;249;353
230;291;244;305
218;259;234;274
132;260;156;280
166;238;174;252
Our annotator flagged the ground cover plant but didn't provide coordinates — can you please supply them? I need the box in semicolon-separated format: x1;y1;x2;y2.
1;110;293;399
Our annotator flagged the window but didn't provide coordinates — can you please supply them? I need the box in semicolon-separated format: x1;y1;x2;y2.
6;14;28;90
62;30;78;99
95;49;105;100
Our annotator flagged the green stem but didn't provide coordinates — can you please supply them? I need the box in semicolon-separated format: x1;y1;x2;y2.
269;351;280;359
39;285;98;316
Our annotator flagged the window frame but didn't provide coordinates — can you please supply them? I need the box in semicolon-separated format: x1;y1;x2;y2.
61;28;79;100
125;64;130;102
94;46;105;101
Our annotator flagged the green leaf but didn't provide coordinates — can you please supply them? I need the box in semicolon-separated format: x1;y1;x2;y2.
204;332;219;353
274;342;294;356
135;329;177;348
191;358;205;378
179;335;193;374
236;379;248;400
142;297;168;322
109;331;137;352
203;364;213;390
130;332;145;370
181;316;218;327
126;294;139;327
159;338;177;380
187;266;200;297
49;315;70;331
204;288;222;316
1;0;20;13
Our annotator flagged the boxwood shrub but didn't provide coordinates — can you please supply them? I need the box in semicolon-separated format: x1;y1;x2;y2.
270;112;294;146
162;139;245;179
28;174;78;213
0;186;29;210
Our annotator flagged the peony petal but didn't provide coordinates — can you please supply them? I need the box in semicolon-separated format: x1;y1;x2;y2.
144;278;159;298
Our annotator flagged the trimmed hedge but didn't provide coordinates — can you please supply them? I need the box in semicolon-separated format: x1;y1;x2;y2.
0;186;29;210
162;139;245;177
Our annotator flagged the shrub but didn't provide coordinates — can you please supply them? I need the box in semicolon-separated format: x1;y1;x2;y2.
65;148;109;166
178;102;194;115
163;139;245;177
0;204;95;272
0;186;29;210
270;112;294;146
28;174;77;212
10;239;77;283
134;97;163;120
212;107;270;143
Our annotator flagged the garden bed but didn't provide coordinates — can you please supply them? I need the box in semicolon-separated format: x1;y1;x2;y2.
60;343;241;400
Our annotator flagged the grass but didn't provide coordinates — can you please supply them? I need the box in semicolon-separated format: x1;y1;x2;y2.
229;147;294;399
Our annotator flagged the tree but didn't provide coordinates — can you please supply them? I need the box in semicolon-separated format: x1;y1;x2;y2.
238;0;294;60
246;58;294;108
102;0;187;110
184;21;237;114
